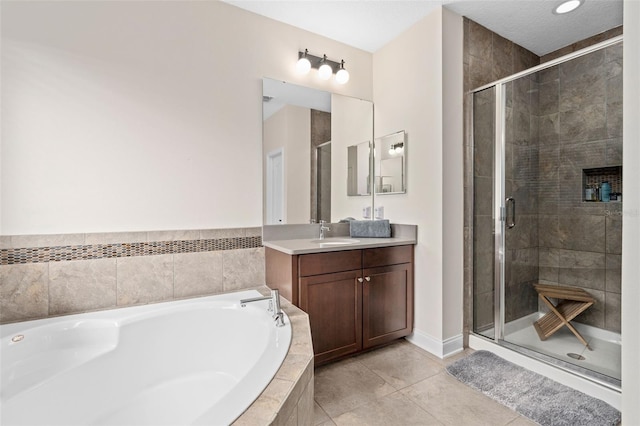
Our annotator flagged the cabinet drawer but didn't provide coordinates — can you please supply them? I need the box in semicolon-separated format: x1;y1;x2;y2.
299;250;362;276
363;245;412;268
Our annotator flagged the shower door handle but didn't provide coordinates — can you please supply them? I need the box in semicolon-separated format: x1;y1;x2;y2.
506;197;516;228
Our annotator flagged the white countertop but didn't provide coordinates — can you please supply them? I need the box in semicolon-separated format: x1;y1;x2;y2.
263;236;417;255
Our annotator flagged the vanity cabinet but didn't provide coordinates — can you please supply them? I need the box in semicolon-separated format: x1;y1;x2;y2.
266;245;413;365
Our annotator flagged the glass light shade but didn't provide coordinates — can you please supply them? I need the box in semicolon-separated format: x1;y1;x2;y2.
388;147;395;155
318;63;332;80
336;68;350;84
555;0;582;14
296;57;311;74
395;146;403;153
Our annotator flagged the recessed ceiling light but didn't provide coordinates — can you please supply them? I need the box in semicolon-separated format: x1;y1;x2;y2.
554;0;583;14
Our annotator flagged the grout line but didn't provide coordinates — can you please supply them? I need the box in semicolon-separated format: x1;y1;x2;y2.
312;399;332;426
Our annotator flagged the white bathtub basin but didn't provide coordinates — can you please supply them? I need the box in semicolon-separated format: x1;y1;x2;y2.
0;290;291;426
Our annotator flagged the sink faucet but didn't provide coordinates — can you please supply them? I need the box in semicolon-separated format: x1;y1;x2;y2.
240;289;285;327
319;220;330;240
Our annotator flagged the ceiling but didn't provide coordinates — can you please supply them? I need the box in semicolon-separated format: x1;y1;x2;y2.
223;0;623;56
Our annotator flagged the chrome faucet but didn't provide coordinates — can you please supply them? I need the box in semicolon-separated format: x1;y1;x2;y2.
319;220;330;240
240;289;285;327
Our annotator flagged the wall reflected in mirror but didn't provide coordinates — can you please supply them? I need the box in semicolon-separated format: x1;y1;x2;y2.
347;141;371;196
374;131;406;194
262;78;373;225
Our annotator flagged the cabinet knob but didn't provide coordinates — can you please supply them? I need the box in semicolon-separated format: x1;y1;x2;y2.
365;276;371;282
357;278;364;283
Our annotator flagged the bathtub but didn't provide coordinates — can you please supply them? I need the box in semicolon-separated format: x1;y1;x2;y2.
0;290;292;426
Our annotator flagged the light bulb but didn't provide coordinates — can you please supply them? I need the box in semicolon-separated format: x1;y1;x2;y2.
318;63;332;80
554;0;582;14
395;145;403;153
336;68;349;84
389;147;395;155
336;60;349;84
296;57;311;74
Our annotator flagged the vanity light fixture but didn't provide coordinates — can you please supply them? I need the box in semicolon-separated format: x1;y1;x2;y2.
296;50;350;84
388;142;404;155
554;0;583;14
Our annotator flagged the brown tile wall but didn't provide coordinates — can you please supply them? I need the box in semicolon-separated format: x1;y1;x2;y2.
310;110;331;223
464;19;623;335
0;227;265;324
536;42;623;332
540;26;623;63
464;18;540;333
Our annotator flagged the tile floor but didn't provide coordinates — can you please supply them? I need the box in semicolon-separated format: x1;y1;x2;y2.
312;340;537;425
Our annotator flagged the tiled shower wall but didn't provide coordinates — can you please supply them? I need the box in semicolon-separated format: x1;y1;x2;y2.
310;109;331;223
464;18;540;332
464;18;624;336
0;228;265;324
537;43;623;332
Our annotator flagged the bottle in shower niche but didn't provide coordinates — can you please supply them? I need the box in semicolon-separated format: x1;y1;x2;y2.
585;186;593;201
601;181;611;202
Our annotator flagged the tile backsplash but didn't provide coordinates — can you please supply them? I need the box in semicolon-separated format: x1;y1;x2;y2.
0;227;265;324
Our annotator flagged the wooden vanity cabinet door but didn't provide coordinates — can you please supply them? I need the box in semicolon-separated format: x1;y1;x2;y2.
299;270;363;365
362;262;413;349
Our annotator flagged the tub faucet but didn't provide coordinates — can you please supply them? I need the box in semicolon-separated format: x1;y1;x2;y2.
319;220;330;240
240;289;285;327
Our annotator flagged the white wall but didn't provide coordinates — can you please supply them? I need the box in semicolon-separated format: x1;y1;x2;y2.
372;7;464;355
0;1;372;235
331;94;374;221
441;8;465;344
622;0;640;421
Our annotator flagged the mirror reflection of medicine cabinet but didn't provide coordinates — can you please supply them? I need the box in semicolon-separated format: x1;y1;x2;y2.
374;131;406;195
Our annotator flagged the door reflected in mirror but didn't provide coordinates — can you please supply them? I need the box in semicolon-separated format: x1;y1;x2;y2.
262;78;373;224
374;131;406;194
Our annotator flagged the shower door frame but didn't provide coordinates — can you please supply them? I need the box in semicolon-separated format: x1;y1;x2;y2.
469;35;624;388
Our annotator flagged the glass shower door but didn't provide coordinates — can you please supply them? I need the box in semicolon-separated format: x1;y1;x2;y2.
497;45;623;386
499;74;541;343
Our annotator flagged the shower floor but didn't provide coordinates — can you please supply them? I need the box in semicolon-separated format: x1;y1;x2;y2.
502;313;621;382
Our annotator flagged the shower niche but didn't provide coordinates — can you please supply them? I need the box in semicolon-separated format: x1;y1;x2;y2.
582;166;622;202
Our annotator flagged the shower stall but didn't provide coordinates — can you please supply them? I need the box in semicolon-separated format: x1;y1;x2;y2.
469;36;623;389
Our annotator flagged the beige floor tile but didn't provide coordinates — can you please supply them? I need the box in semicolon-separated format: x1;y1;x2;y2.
357;341;442;390
332;391;443;426
506;415;538;426
313;402;331;425
314;358;396;418
401;372;520;426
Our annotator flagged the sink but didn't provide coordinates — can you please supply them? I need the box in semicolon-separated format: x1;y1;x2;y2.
310;238;360;245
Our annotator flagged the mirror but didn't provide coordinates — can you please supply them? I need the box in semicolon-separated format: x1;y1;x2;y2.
262;78;373;224
347;141;372;196
374;131;406;194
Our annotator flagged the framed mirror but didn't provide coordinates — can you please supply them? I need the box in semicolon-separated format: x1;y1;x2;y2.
262;78;373;224
374;130;406;195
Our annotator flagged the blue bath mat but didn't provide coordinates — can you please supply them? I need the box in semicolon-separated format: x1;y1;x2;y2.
446;350;620;426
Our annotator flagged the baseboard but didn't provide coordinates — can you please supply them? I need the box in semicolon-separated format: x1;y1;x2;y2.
406;329;464;359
